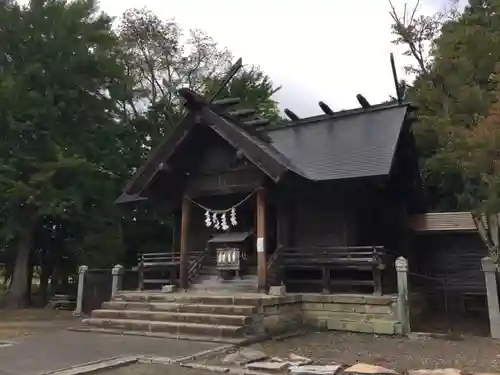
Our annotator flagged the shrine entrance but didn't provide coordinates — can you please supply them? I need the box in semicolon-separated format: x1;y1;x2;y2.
179;187;273;292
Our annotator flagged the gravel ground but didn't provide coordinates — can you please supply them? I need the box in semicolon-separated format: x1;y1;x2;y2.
100;331;500;375
100;363;205;375
0;309;77;339
249;331;500;373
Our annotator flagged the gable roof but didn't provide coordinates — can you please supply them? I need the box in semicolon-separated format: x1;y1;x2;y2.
264;103;410;181
117;90;412;204
121;89;301;199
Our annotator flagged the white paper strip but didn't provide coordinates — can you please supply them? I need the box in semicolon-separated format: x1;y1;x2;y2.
256;237;265;253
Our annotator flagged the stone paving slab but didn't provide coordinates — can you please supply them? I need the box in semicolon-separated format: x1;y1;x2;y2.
0;330;220;375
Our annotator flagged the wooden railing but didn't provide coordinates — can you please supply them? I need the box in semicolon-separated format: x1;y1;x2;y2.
280;245;387;295
137;250;204;290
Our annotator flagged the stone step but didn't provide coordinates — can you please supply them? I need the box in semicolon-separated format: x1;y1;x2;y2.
191;285;258;292
92;309;250;326
191;282;257;288
113;292;264;306
102;301;257;315
196;274;258;280
69;326;265;345
82;318;245;338
191;283;258;289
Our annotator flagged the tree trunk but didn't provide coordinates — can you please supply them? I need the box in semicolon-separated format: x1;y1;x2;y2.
39;257;52;306
4;212;37;309
26;257;34;306
3;263;11;286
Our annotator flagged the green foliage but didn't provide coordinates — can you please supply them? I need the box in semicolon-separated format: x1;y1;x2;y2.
391;0;500;211
204;68;283;122
0;0;132;306
0;1;284;306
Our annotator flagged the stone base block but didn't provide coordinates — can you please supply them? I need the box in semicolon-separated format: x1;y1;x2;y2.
269;285;286;296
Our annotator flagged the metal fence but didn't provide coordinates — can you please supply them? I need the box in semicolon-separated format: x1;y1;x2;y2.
408;270;489;336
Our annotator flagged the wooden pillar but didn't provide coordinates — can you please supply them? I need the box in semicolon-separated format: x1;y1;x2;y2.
179;197;191;290
256;187;267;292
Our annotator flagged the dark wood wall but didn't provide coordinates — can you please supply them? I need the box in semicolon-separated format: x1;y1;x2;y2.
292;195;357;247
285;181;406;255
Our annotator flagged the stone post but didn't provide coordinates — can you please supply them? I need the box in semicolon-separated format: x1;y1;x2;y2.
111;264;124;299
481;256;500;339
395;256;410;334
73;265;88;317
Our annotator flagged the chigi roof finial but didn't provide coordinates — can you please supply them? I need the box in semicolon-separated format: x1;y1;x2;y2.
284;108;300;121
356;94;371;109
390;53;403;104
318;101;334;115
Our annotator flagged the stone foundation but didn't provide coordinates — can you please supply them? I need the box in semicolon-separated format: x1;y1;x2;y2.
254;294;400;336
81;291;402;343
301;294;401;335
258;295;302;335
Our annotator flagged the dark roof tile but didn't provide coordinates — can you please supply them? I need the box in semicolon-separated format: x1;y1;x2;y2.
264;104;409;181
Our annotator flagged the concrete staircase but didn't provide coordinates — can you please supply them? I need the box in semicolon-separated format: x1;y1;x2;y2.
78;291;267;344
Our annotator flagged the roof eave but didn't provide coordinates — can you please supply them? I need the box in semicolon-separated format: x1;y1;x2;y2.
123;114;195;196
114;192;148;205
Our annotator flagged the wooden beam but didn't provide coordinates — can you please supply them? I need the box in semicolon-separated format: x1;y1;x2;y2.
256;187;267;291
244;119;270;127
179;197;191;290
212;97;241;107
228;108;256;118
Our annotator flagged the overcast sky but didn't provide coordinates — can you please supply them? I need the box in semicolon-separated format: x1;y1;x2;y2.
95;0;467;115
23;0;465;115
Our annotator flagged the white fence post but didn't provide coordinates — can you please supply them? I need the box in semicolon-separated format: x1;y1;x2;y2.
481;256;500;339
111;264;123;299
395;256;411;334
73;265;88;317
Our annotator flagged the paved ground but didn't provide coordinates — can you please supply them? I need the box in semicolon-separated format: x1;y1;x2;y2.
0;331;221;375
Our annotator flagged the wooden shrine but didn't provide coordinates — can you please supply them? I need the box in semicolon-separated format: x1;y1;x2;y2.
114;55;429;295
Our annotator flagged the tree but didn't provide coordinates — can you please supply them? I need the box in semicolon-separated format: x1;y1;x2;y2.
390;0;500;256
114;8;283;267
116;8;282;150
0;0;130;308
204;68;283;122
389;0;500;210
0;1;285;308
117;8;232;143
